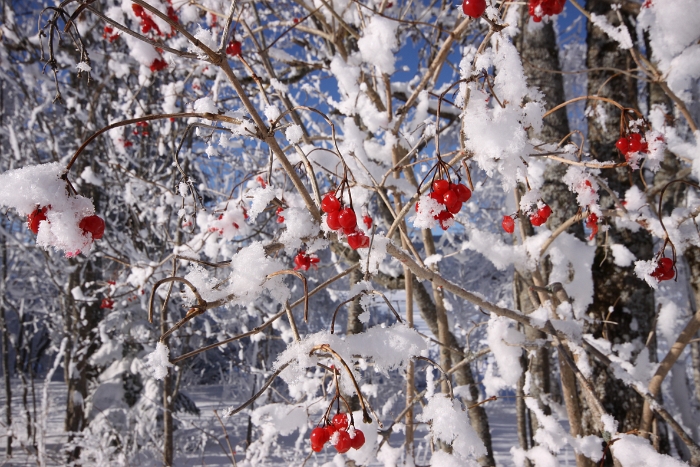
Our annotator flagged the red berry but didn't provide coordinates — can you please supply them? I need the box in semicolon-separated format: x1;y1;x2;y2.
27;206;48;234
338;208;357;230
443;190;462;214
502;215;515;234
530;212;545;227
462;0;487;18
432;179;450;196
454;183;472;203
150;58;167;72
436;211;453;230
350;429;365;449
276;207;285;223
294;252;312;271
311;442;323;452
363;215;372;229
348;233;369;249
326;212;342;230
226;40;242;56
652;258;675;281
629;133;643;152
335;430;352;453
616;137;629;154
538;204;552;221
310;426;330;446
80;215;105;240
100;298;114;309
332;413;349;431
429;191;445;204
322;193;341;213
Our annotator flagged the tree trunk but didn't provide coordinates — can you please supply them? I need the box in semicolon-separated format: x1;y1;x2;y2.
0;230;11;456
584;0;655;436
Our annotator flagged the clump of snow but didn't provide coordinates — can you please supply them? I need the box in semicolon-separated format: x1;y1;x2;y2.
634;259;659;288
484;315;524;394
610;244;635;267
278;207;320;251
611;434;688;467
146;342;172;380
263;105;280;122
76;61;91;72
357;15;399;74
623;186;646;212
0;162;99;254
410;193;443;229
417;393;487;465
590;13;633;49
285;124;303;144
193;96;218;114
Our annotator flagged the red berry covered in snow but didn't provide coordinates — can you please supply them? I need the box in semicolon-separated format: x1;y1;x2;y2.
28;206;48;234
462;0;487;18
80;215;105;240
100;298;114;309
502;215;515;234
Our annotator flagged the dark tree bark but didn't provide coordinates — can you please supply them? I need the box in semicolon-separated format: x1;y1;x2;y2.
583;0;655;436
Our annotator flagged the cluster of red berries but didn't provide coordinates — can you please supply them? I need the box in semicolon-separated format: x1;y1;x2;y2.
133;121;150;137
528;0;566;22
294;251;320;271
462;0;486;18
100;298;115;309
651;257;675;282
322;194;370;250
150;58;168;72
276;207;285;223
102;26;120;43
420;179;472;230
226;40;242;57
529;204;552;227
132;4;163;36
310;413;365;454
28;206;105;241
501;203;552;234
615;133;649;161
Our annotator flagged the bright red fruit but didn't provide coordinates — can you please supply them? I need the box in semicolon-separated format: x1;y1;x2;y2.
332;413;349;431
652;257;675;281
363;215;372;229
348;233;370;250
538;204;552;221
350;429;365;449
616;137;629;155
443;190;461;213
585;212;599;240
502;216;515;234
530;212;545;227
226;40;242;56
326;212;342;230
150;58;167;72
310;426;330;446
276;207;285;223
462;0;486;18
28;206;48;234
80;215;105;240
454;183;472;203
432;179;450;196
436;211;453;230
322;193;341;213
100;298;114;309
338;208;357;230
335;430;352;453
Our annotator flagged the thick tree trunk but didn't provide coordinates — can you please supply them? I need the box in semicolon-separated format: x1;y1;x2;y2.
584;0;655;436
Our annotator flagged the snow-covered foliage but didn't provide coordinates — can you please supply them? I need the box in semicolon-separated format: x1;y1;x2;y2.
0;0;699;466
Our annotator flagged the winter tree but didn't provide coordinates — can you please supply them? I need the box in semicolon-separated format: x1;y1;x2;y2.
0;0;699;466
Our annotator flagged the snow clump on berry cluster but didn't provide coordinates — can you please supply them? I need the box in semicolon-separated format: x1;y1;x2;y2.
0;162;99;255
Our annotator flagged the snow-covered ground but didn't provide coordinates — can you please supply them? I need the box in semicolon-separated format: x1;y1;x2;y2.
0;378;541;466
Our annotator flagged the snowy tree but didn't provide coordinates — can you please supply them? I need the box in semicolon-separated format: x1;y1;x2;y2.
1;0;700;466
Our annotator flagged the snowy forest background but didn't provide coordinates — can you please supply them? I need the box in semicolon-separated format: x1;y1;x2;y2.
0;0;700;466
